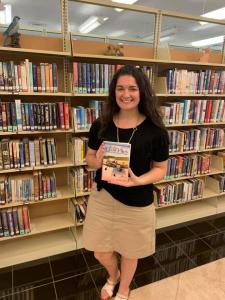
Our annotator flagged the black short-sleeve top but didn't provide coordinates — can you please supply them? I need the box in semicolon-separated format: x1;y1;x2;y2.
88;118;169;207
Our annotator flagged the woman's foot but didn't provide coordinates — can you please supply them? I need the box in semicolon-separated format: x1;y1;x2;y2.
101;271;120;300
114;290;130;300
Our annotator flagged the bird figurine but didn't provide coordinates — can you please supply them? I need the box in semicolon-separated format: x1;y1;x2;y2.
3;16;21;47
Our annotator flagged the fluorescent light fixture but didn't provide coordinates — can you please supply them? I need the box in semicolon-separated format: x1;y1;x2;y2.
115;8;124;12
200;7;225;25
191;35;224;47
112;0;138;4
78;16;109;34
109;30;126;37
0;4;12;25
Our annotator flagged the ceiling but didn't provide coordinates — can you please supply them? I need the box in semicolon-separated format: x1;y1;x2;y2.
1;0;225;50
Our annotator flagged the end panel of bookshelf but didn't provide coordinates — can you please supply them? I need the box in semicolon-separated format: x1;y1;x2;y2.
0;229;76;268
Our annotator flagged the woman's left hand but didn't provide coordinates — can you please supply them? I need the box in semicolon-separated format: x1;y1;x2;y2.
107;168;142;187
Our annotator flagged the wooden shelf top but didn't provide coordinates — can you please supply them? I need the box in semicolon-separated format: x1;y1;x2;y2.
0;229;76;268
0;46;71;57
0;186;75;208
76;192;91;197
0;91;72;96
170;146;225;156
0;212;74;242
74;129;90;133
0;158;74;175
72;93;108;97
157;93;225;97
0;129;73;136
166;122;225;128
73;53;225;68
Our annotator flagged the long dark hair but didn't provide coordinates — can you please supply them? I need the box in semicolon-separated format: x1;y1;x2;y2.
99;64;165;137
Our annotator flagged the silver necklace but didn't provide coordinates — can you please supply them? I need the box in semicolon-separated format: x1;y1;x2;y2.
116;116;138;143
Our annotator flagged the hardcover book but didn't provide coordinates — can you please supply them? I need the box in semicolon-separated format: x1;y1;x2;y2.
102;141;131;183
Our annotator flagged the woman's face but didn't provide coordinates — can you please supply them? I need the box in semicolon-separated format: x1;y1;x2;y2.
115;75;140;112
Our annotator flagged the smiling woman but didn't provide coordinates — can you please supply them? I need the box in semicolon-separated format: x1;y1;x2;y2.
83;64;169;300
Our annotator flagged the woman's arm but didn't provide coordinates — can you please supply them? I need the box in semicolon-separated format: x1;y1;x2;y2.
85;143;105;169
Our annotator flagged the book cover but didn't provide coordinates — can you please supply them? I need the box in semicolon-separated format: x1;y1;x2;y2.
102;141;131;183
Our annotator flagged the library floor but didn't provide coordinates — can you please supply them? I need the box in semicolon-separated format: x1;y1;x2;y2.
1;213;225;300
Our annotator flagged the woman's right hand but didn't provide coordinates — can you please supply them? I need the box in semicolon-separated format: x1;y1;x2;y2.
96;142;105;166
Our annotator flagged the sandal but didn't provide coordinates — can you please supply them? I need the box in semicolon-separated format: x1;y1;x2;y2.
100;274;120;300
114;291;130;300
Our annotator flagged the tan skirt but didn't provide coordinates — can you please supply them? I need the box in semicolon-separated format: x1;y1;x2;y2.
83;185;156;259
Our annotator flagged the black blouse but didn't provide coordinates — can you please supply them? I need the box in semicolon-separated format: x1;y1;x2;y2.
88;118;169;207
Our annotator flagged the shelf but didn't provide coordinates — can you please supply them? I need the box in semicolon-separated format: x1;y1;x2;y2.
0;46;71;57
75;192;91;197
170;147;225;156
155;188;217;209
156;197;217;229
0;212;74;242
0;91;72;96
0;229;76;268
0;129;73;136
74;129;90;133
1;186;75;209
157;94;225;97
0;158;74;174
72;93;108;97
158;168;223;184
166;122;225;128
74;162;87;167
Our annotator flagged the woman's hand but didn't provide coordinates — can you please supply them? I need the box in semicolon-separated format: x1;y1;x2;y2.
107;168;142;187
96;142;105;166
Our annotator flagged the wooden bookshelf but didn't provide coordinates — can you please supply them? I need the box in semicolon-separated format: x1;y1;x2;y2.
0;129;73;136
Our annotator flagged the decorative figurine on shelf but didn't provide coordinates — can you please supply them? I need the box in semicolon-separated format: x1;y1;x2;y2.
199;47;211;63
104;43;124;56
3;16;21;48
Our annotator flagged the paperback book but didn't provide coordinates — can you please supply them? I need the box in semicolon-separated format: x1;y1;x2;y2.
102;141;131;183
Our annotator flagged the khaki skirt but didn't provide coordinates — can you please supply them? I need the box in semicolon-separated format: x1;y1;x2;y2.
83;185;156;259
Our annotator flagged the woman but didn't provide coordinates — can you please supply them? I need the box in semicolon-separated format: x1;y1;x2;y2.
83;64;169;300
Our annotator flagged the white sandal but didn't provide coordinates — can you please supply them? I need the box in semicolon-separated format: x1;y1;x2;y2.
114;292;130;300
101;275;120;300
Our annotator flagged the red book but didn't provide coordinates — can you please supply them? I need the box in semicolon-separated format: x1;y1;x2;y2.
73;62;78;93
36;65;42;92
58;102;65;129
63;103;69;129
22;206;31;234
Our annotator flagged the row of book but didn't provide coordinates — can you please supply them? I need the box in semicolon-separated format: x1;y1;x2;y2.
166;69;225;94
71;197;88;224
215;174;225;193
155;178;204;206
72;100;104;131
168;128;224;153
0;100;70;132
71;137;88;165
0;171;57;205
165;153;212;179
0;137;57;170
0;206;31;237
0;60;58;93
73;62;153;94
70;167;95;195
161;99;225;125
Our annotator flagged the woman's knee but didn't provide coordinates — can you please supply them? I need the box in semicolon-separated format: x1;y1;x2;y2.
94;251;114;263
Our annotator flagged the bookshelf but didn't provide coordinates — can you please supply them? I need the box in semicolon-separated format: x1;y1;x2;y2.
70;36;225;233
0;33;77;268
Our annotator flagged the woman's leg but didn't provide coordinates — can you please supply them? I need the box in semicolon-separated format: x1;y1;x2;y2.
118;256;138;297
94;251;120;299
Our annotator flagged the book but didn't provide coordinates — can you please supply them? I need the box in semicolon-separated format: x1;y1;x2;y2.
102;141;131;183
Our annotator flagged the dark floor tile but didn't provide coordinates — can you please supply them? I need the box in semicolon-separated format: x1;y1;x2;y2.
208;215;225;232
187;221;218;238
0;267;12;298
50;250;88;281
201;232;225;258
136;255;161;275
184;239;220;267
134;267;168;288
82;250;103;271
55;273;98;300
0;295;12;300
154;245;185;263
13;283;56;300
156;232;174;250
13;258;52;290
164;226;196;244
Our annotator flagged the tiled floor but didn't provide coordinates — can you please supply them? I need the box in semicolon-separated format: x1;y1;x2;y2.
1;213;225;300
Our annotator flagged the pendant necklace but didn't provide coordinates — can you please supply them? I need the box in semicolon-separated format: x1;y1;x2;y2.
116;117;138;144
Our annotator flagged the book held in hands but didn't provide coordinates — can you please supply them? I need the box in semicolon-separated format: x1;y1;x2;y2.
102;141;131;183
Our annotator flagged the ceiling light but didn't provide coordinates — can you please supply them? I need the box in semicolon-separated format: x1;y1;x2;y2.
115;8;124;12
109;30;126;37
0;4;11;25
78;16;108;34
191;35;224;47
200;7;225;25
112;0;138;4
